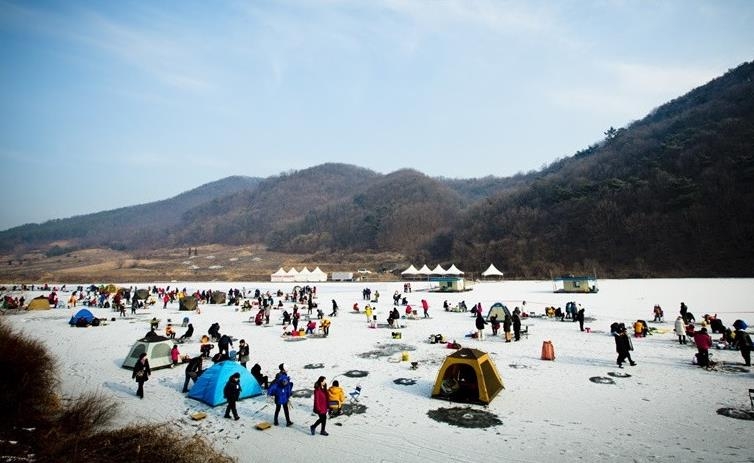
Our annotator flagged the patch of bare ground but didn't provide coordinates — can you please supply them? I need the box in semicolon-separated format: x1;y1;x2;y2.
0;245;407;283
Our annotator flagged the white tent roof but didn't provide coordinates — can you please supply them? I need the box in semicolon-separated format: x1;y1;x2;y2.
299;267;311;275
311;266;326;276
401;265;419;275
430;264;447;275
271;267;287;276
446;264;464;275
481;263;504;277
417;265;432;275
286;268;299;276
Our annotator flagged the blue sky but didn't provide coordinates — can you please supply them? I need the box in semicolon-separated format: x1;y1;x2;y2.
1;0;753;231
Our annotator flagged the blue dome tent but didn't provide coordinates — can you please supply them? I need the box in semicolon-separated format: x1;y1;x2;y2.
188;361;263;406
69;308;96;326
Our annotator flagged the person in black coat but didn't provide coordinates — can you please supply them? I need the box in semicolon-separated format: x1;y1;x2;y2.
251;363;269;389
503;314;512;342
475;311;487;340
179;323;194;341
576;308;585;332
330;300;338;317
218;334;233;356
512;309;522;341
223;372;241;420
132;352;151;399
734;328;752;366
614;327;637;368
182;356;203;393
208;322;221;341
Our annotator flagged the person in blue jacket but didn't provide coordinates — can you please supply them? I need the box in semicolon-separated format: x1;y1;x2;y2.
268;363;293;426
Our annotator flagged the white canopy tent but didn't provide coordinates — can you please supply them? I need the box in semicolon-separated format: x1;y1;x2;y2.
295;267;312;282
430;265;447;275
286;268;299;282
401;264;419;276
445;264;464;275
417;265;432;276
270;267;289;282
481;264;505;280
310;267;328;282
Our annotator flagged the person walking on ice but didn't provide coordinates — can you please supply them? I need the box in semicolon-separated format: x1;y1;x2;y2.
223;372;241;420
132;352;151;399
614;326;637;368
310;376;329;436
268;363;294;427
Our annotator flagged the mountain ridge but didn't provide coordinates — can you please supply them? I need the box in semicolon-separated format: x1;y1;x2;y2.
2;61;753;278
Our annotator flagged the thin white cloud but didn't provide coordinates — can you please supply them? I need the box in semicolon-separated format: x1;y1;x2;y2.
548;61;722;121
0;2;215;93
610;62;719;98
78;9;215;93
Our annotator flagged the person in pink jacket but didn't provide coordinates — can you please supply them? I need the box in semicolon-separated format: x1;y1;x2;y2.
693;327;713;367
170;344;180;367
309;376;329;436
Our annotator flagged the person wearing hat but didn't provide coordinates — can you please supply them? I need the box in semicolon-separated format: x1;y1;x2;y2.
267;363;293;426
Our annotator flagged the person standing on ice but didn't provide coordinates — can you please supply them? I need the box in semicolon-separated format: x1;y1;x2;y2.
674;316;687;344
576;307;586;332
475;310;487;340
421;299;430;318
503;314;512;342
512;308;522;341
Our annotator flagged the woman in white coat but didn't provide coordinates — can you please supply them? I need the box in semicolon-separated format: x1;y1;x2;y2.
674;316;687;345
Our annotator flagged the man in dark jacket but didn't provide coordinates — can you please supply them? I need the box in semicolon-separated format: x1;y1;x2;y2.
576;307;586;332
475;311;487;340
251;363;269;389
512;309;522;341
218;334;233;356
614;327;637;368
734;327;752;366
182;356;203;393
223;372;241;420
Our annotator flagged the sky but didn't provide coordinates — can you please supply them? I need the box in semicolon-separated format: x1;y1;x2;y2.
1;0;753;231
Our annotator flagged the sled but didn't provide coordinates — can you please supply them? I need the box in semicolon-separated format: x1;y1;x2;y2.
255;421;272;430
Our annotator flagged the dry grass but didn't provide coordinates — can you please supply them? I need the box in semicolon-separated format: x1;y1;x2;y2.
0;319;235;463
0;244;405;283
0;320;60;428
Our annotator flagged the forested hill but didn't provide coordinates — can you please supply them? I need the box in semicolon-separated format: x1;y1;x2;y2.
1;62;753;277
0;176;262;253
441;61;754;277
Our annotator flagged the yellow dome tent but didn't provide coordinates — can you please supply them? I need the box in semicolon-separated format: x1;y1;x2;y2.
27;296;51;310
431;347;504;405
